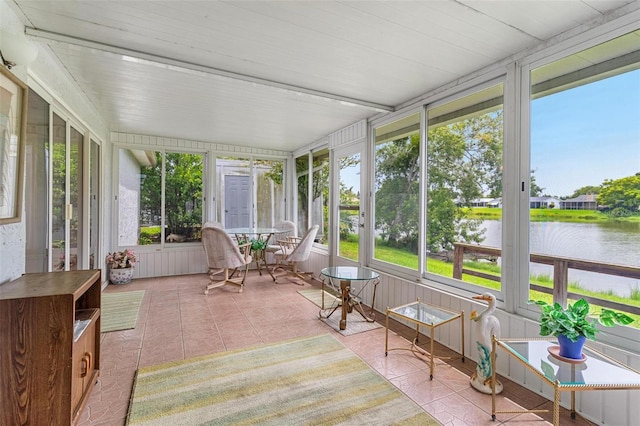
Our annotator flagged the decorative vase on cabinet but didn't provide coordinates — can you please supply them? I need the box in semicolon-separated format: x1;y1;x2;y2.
109;267;134;284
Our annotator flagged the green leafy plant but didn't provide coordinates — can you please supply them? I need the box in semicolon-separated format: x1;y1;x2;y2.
239;239;267;251
529;298;633;342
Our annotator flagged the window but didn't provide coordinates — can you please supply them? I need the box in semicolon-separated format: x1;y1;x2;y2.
528;32;640;319
118;149;204;246
337;148;361;261
295;154;310;235
425;83;504;292
373;113;420;270
215;156;285;228
255;159;285;228
294;149;329;245
216;156;251;228
312;148;329;245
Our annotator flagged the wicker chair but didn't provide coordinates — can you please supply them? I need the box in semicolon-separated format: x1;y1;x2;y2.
272;225;319;284
265;220;297;259
202;226;252;294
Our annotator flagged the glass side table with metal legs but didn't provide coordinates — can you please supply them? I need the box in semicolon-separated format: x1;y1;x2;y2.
386;298;465;380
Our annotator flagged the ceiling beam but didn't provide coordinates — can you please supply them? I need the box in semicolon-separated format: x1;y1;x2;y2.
25;27;394;113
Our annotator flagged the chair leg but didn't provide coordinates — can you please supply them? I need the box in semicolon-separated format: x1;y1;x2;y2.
273;263;312;285
205;268;244;294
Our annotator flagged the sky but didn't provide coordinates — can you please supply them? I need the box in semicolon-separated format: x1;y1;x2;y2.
531;69;640;198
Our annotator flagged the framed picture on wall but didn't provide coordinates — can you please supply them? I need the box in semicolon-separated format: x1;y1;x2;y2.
0;66;27;224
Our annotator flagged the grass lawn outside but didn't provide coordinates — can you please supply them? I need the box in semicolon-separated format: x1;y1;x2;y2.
339;238;640;329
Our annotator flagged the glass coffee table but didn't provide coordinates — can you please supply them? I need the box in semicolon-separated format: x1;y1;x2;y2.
385;298;465;379
319;266;380;330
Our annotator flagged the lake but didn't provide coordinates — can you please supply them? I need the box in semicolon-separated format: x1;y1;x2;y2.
480;220;640;297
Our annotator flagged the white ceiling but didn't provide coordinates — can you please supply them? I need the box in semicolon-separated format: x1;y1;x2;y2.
8;0;635;152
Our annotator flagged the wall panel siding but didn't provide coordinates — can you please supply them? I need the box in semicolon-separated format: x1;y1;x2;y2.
130;246;209;279
111;132;289;158
328;120;366;149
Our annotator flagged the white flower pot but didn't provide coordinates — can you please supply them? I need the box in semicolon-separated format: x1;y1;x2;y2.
109;267;134;284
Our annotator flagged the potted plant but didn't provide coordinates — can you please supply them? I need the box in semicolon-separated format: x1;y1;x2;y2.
106;249;138;284
529;298;633;359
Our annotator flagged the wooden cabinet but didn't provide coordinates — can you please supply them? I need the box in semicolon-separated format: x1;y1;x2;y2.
0;270;101;426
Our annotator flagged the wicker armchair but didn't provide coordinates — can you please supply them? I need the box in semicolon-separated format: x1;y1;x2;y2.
202;226;252;294
272;225;319;284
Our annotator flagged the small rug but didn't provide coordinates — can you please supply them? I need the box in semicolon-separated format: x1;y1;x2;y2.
126;334;440;425
101;290;145;333
298;289;383;336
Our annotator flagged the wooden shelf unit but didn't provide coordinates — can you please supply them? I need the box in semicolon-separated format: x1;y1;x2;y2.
0;269;102;425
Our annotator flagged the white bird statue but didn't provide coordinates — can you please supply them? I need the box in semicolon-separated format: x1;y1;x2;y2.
470;292;503;394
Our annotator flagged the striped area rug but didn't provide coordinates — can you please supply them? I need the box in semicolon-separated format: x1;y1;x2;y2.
101;290;145;333
127;334;440;426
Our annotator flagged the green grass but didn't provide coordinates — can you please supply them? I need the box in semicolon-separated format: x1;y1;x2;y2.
467;207;640;223
340;237;640;328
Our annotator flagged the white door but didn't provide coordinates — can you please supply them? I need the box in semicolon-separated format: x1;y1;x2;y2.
224;175;251;228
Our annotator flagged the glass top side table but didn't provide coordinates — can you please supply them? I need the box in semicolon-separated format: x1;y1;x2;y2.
385;298;465;380
225;227;284;280
319;266;380;330
491;337;640;425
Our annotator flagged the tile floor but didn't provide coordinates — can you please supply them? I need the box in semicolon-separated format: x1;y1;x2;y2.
78;271;592;426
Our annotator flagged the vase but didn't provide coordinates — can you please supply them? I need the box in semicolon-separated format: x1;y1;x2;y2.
109;267;134;284
558;334;586;359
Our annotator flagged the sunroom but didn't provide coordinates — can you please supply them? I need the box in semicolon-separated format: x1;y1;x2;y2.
1;1;639;425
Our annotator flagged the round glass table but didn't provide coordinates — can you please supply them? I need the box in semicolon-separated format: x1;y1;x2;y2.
225;227;284;280
319;266;380;330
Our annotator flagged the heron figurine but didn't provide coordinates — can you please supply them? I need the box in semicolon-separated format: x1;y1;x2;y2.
470;292;503;394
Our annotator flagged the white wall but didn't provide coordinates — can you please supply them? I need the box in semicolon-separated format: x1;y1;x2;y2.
118;149;141;246
0;1;29;283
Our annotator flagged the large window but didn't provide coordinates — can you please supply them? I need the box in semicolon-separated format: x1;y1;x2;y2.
373;113;420;270
295;154;310;236
337;148;361;261
312;148;329;245
294;149;329;246
215;156;285;228
528;32;640;321
255;159;286;228
426;83;504;291
118;149;204;246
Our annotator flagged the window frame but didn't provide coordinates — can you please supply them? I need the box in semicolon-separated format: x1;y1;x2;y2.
113;145;206;251
421;76;508;300
368;109;423;281
515;27;640;347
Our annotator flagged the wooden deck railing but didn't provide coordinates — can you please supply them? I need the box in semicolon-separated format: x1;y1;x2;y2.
452;242;640;315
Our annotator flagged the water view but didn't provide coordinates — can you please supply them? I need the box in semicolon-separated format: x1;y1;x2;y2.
481;220;640;297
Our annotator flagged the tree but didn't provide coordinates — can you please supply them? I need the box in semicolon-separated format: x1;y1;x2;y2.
164;153;203;238
530;169;544;197
597;173;640;214
569;185;601;199
140;152;203;241
374;111;503;254
375;134;420;250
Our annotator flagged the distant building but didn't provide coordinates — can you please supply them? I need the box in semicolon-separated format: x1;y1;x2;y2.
530;196;560;209
561;194;598;210
469;198;494;207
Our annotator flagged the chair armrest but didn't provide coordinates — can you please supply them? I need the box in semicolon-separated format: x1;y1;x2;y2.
238;242;252;261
